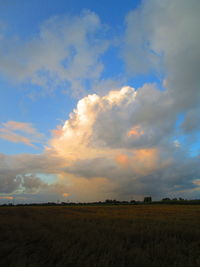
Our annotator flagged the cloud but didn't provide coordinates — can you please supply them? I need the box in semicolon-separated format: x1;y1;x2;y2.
0;1;199;202
0;152;69;197
0;121;45;147
49;85;174;155
0;196;14;200
124;0;200;112
181;107;200;134
46;86;200;200
0;10;109;96
1;121;42;135
0;153;40;194
123;0;200;157
0;86;199;201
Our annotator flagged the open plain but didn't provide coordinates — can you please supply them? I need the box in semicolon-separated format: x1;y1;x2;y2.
0;205;200;267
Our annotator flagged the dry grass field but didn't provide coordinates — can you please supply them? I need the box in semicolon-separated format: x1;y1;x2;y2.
0;205;200;267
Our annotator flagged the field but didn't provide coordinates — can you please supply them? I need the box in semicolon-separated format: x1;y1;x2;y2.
0;205;200;267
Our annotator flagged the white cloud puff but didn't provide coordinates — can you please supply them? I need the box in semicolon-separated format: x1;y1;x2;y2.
0;10;109;96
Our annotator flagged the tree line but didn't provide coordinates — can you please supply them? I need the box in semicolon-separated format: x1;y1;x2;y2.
1;196;200;206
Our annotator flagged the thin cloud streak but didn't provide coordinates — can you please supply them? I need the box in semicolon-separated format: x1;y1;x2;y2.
0;121;45;147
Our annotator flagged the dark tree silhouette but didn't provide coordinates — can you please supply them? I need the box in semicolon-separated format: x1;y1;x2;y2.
144;196;152;203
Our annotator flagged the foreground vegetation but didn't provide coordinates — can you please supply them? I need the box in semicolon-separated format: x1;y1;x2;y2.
0;205;200;267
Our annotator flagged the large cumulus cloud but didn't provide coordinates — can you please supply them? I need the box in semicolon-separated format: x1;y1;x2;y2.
46;86;200;200
0;85;200;201
0;0;200;202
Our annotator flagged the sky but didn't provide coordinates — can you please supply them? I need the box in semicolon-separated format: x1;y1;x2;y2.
0;0;200;203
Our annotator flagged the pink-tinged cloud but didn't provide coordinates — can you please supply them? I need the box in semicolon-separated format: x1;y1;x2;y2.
127;126;144;137
0;129;35;147
0;121;44;147
62;193;69;197
0;196;14;200
116;154;129;167
2;121;40;135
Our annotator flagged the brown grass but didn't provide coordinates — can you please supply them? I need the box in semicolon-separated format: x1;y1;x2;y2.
0;205;200;267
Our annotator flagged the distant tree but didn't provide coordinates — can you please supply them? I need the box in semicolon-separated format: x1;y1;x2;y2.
105;199;116;204
162;198;171;201
144;196;152;203
121;201;129;204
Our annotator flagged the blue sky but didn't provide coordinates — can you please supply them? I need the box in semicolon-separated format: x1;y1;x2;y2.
0;0;200;203
0;0;142;155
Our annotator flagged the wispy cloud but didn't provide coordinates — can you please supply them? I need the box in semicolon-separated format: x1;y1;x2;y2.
0;121;45;147
0;196;13;200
